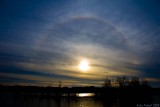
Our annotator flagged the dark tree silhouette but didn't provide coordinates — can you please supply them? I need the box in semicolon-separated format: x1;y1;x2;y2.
103;77;112;87
141;79;149;87
116;76;128;87
128;76;140;87
103;76;150;88
59;81;62;88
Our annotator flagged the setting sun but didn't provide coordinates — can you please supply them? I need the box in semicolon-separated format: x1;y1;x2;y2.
78;59;90;72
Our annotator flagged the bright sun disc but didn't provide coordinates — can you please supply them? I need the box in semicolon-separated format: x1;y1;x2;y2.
78;60;90;71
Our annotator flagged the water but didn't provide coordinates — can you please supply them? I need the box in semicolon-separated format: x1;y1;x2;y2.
0;95;109;107
76;93;95;97
0;94;159;107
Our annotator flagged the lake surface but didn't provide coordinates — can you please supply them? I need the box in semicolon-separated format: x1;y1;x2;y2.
0;93;159;107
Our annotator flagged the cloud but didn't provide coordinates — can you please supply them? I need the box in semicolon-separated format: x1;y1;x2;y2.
0;0;160;87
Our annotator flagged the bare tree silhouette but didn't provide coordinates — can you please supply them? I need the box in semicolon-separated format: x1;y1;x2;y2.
116;76;128;87
103;76;150;88
59;81;62;88
141;79;149;87
103;77;112;87
128;76;140;87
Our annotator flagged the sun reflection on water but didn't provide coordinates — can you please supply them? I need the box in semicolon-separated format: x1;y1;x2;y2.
77;93;95;97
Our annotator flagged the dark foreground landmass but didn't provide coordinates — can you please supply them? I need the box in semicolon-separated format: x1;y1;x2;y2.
0;85;160;107
0;85;159;97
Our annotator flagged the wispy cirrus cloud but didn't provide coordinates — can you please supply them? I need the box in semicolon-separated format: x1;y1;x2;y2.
0;0;160;87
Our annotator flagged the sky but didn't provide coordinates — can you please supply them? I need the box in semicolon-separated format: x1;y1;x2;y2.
0;0;160;87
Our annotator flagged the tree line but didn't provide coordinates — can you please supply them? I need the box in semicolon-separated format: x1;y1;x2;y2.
103;76;150;88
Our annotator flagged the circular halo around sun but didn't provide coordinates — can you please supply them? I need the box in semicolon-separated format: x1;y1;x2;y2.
78;59;90;72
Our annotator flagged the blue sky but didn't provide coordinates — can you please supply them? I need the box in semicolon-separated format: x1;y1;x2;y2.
0;0;160;87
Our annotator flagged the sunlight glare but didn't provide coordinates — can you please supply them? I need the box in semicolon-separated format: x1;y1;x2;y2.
77;93;94;97
78;59;90;72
